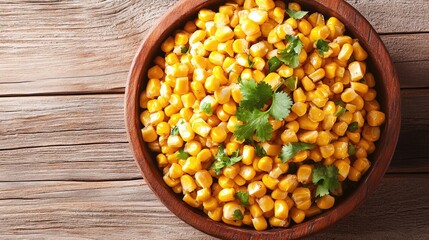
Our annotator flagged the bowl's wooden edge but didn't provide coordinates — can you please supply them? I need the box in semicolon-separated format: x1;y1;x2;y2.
124;0;401;239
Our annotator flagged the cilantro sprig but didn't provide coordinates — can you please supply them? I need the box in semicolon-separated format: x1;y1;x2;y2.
315;39;329;56
234;79;292;142
210;145;243;175
279;142;315;163
177;149;189;160
278;35;303;68
235;191;250;206
312;164;340;197
285;9;308;20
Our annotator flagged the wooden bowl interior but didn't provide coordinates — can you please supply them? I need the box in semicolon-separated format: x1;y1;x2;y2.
125;0;401;239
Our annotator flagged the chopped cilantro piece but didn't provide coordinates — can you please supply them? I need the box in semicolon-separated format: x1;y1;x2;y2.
312;164;340;197
268;56;282;72
170;126;179;136
348;121;359;131
238;79;272;110
279;142;315;163
233;209;244;220
235;108;273;142
278;35;303;68
210;145;243;175
284;76;298;91
348;143;356;156
200;102;213;114
285;9;308;19
335;106;346;117
177;149;189;160
180;46;188;54
235;191;250;206
315;39;329;56
248;55;255;68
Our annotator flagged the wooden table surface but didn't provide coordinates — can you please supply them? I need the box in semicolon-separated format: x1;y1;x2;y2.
1;0;428;239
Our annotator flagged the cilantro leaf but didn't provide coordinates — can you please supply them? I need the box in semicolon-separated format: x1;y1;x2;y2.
210;145;243;175
285;9;308;19
248;55;255;68
233;209;244;220
348;143;356;156
312;165;340;197
335;106;346;117
268;56;282;72
284;76;298;91
333;99;345;107
348;121;358;131
279;142;315;163
238;79;273;110
170;126;179;136
180;46;188;54
315;39;329;56
235;108;272;142
278;35;303;68
269;92;293;120
235;191;250;206
200;102;213;114
177;149;189;160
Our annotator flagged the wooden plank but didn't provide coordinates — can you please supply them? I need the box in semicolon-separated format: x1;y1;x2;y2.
0;175;427;239
0;91;428;182
0;2;428;96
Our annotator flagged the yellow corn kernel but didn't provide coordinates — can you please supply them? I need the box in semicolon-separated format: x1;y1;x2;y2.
248;181;267;198
340;88;358;103
183;193;200;208
309;25;330;42
215;106;230;122
299;76;314;92
290;207;305;224
241;18;260;36
207;206;222;221
146;78;161;99
364;99;381;112
308;106;325;123
256;156;272;172
292;187;311;210
333;141;348;159
217;175;235;189
278;174;298;193
234;175;247;186
141;125;157;142
297;19;312;36
214;25;234;43
196;148;212;163
210;126;227;143
203;195;219;211
223;165;240;180
297;164;313;184
195;188;211;202
223;100;237;115
223;202;245;221
326;17;345;39
334;159;350;181
262;174;279;190
184;141;202;157
324;62;337;79
354;157;371;173
272;200;289;221
163;174;179;187
261;21;275;37
218;188;236;202
320;144;334;158
352;41;368;61
293;87;307;102
156;154;168;168
332;121;348;137
248;9;268;24
308;68;325;82
177;121;195;142
250;41;269;58
262;72;281;89
271;188;287;200
267;27;281;43
258;195;274;213
316;131;331;146
362;125;380;142
298;115;319;131
194;170;213;189
304;204;321;218
255;0;275;10
269;7;285;24
298;130;318;144
315;194;335;210
367;110;385;127
161;36;175;53
364;72;376;88
322;114;336;130
275;65;293;79
148;65;164;80
348;166;362;182
180;174;197;193
198;9;215;22
348;61;366;82
182;157;202;175
252;216;268;231
241;145;255;165
168;162;184;179
364;88;377;102
338;43;353;61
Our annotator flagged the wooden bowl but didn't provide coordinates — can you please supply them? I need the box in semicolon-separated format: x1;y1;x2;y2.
125;0;401;239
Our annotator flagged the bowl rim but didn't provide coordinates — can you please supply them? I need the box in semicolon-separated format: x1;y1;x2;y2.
125;0;401;239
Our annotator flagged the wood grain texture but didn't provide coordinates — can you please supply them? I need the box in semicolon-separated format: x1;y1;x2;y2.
0;175;428;239
0;1;428;96
1;91;427;182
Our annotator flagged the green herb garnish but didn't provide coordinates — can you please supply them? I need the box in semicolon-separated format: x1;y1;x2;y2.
210;145;243;175
233;209;244;220
279;142;315;163
278;35;303;68
235;191;250;206
180;46;188;54
315;39;329;56
170;126;179;136
285;9;309;19
312;164;340;197
348;121;359;131
268;56;282;72
177;149;189;160
200;102;213;114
